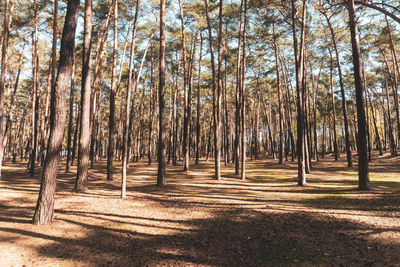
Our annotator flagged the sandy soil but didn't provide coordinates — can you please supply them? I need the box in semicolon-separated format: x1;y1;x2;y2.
0;152;399;266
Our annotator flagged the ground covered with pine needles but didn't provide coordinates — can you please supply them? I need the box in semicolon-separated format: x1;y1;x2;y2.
0;153;399;266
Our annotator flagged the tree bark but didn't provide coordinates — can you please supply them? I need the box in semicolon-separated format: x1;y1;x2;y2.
195;34;203;165
157;0;167;186
0;0;10;178
75;0;93;192
30;0;39;177
240;0;247;180
273;23;284;164
346;0;370;190
33;0;80;225
292;0;307;186
107;0;118;181
66;53;76;172
122;0;140;197
329;49;339;161
204;0;221;180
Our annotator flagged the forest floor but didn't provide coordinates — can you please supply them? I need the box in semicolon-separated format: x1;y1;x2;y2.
0;152;400;266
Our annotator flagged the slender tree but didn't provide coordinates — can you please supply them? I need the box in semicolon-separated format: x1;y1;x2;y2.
107;0;118;181
122;0;140;197
33;0;80;225
157;0;167;186
0;0;10;178
345;0;370;190
75;0;93;192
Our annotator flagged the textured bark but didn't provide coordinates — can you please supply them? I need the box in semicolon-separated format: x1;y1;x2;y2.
30;0;39;177
195;34;203;165
90;6;112;168
240;0;247;180
33;0;80;225
66;53;76;172
273;23;284;164
107;0;118;181
178;0;190;171
234;0;243;174
157;0;167;186
292;0;307;186
0;0;10;178
204;0;221;180
122;0;140;197
149;55;154;165
346;0;370;190
329;49;339;161
75;0;93;192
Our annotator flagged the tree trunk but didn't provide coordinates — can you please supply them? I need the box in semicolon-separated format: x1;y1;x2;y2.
107;0;118;181
195;34;203;165
346;0;370;190
329;49;339;161
33;0;80;225
234;0;243;174
292;0;307;186
240;0;247;180
157;0;167;186
75;0;93;192
273;23;284;164
204;0;221;180
30;0;39;177
66;53;76;172
0;0;10;178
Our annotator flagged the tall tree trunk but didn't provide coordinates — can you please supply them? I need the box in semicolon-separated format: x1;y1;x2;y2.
33;0;80;225
273;23;284;164
195;34;203;165
107;0;118;181
122;0;140;197
329;49;339;161
292;0;307;185
0;0;9;178
66;53;76;172
149;54;154;165
75;0;93;192
178;0;190;171
157;0;167;186
346;0;370;190
204;0;221;180
30;0;39;177
240;0;247;180
234;0;243;174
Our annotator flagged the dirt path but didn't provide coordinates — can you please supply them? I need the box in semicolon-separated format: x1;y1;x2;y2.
1;153;399;266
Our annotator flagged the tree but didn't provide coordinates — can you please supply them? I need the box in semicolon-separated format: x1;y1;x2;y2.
157;0;167;186
292;0;307;186
122;0;140;198
75;0;93;192
107;0;118;181
0;0;10;178
320;6;353;167
33;0;81;225
345;0;370;190
29;0;39;177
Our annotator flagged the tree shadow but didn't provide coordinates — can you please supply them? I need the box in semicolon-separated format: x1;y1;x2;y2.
0;209;399;266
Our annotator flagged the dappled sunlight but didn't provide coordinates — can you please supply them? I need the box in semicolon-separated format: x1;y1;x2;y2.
1;154;400;265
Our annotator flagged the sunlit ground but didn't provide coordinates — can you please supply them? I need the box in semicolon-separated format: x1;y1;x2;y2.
0;152;399;266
